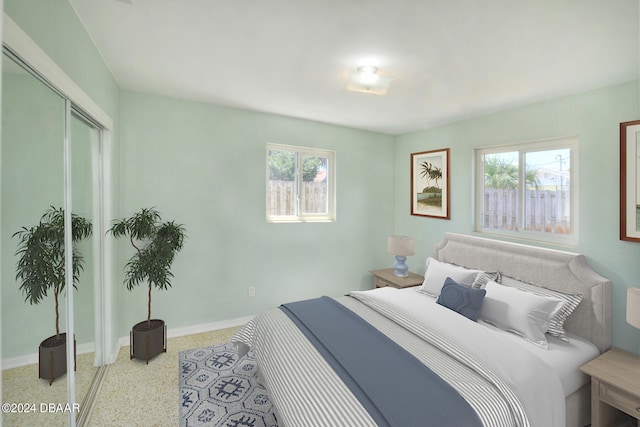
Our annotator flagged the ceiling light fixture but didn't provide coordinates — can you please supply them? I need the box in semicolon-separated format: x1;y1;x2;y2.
346;65;393;95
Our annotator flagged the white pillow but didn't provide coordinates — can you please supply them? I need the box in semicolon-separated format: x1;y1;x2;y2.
500;276;582;342
479;281;564;349
420;257;481;297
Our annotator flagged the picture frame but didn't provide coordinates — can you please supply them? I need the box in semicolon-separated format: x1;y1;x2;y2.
411;148;450;219
620;120;640;242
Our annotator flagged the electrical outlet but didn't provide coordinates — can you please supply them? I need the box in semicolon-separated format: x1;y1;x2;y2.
248;286;256;297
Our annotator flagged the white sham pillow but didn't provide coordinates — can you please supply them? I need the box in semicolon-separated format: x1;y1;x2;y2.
479;281;565;349
500;276;582;342
419;257;481;297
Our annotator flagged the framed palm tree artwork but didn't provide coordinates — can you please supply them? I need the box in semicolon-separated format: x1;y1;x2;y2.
411;148;450;219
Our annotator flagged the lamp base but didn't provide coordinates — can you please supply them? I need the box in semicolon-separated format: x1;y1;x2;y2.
393;255;408;277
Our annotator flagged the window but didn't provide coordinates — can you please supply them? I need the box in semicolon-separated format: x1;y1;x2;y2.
475;137;578;245
266;143;335;222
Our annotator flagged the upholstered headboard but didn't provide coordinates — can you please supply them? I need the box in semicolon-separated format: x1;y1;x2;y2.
433;233;612;353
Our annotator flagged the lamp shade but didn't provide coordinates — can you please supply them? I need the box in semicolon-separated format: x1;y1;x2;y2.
627;287;640;330
387;235;414;256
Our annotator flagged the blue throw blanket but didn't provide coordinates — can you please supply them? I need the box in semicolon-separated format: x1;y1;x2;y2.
280;296;483;427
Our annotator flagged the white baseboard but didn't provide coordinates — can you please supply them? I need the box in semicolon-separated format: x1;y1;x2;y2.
2;341;95;370
167;315;254;339
4;315;255;370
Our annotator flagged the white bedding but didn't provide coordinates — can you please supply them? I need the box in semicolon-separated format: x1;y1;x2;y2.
392;287;600;396
359;286;569;427
235;285;594;427
480;316;600;396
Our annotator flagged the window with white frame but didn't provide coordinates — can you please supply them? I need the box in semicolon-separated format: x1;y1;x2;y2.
266;143;335;222
475;137;578;245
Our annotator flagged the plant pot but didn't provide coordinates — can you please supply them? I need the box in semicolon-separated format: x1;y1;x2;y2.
38;333;76;385
130;319;166;364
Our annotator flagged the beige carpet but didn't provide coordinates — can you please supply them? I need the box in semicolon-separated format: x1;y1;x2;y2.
1;327;241;427
87;326;240;427
2;351;98;427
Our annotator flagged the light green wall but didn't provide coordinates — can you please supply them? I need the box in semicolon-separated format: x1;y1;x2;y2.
394;80;640;353
3;0;121;358
4;0;120;120
117;90;395;334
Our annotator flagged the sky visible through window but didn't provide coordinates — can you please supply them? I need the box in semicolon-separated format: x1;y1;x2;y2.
486;149;569;170
485;148;570;189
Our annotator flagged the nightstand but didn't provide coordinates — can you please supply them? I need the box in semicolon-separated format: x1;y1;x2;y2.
580;348;640;427
369;268;423;289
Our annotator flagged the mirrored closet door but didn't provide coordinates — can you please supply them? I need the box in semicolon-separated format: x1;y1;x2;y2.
70;110;103;426
1;46;108;427
1;49;70;427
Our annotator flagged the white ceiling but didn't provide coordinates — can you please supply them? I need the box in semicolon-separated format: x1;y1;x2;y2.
69;0;639;135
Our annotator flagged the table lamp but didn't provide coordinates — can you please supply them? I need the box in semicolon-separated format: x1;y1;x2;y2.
387;235;414;277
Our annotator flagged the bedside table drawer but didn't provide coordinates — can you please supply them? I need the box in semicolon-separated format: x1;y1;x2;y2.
600;382;640;419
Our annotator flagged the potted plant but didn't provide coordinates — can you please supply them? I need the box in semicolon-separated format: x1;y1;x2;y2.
109;207;186;363
13;206;92;385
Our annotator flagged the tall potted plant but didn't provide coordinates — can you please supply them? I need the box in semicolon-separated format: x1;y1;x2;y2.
13;206;92;385
109;207;186;363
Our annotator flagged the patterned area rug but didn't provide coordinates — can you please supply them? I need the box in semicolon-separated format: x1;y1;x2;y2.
179;342;278;427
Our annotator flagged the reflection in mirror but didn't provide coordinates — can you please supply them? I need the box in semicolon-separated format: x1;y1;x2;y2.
1;51;69;426
71;111;101;423
1;52;102;426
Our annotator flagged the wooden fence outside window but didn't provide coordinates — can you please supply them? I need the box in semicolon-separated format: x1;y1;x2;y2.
267;180;328;216
483;188;570;234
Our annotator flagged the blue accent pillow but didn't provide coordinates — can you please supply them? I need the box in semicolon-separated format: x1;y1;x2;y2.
436;277;487;321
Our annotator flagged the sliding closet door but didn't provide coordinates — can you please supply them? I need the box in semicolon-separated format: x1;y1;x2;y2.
2;15;114;423
1;52;69;425
70;111;102;415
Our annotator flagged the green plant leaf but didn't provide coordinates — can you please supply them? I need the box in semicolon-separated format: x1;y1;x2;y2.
109;208;186;322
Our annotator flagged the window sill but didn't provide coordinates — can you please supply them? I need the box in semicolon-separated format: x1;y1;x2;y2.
267;217;335;224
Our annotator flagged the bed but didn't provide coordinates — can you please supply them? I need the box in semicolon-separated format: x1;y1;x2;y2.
232;232;611;427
